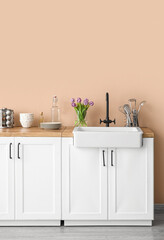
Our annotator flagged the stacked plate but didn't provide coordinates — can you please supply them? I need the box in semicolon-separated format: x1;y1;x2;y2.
40;122;61;130
20;113;34;128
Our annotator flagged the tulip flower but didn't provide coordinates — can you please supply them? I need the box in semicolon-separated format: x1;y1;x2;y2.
77;97;82;103
89;101;94;106
71;98;75;103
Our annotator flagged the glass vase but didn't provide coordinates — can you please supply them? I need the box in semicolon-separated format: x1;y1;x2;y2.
75;109;87;127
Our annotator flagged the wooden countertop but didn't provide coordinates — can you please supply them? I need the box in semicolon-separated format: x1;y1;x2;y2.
62;126;74;137
0;126;154;138
0;126;65;137
141;127;154;138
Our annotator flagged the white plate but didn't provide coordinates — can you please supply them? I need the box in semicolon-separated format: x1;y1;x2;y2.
40;122;62;130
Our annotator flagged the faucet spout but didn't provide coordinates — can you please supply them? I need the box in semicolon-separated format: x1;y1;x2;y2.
100;92;116;127
106;92;109;127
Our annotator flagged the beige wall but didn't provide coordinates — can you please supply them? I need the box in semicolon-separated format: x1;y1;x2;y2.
0;0;163;202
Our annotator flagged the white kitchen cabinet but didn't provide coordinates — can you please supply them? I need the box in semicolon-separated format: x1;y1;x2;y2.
62;138;108;220
0;133;154;226
15;137;61;220
0;138;14;220
62;137;154;226
108;138;154;220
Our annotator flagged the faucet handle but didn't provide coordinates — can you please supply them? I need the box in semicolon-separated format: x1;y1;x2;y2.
100;118;106;124
113;119;116;125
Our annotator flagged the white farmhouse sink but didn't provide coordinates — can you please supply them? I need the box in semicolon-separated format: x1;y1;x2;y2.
73;127;143;148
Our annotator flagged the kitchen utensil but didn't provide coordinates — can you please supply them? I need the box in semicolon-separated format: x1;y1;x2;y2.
123;104;131;114
0;108;14;128
132;109;139;127
138;101;146;113
119;106;126;115
128;98;136;112
119;106;129;127
123;104;132;127
40;122;62;130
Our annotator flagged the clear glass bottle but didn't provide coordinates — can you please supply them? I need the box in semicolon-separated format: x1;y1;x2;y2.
51;96;60;122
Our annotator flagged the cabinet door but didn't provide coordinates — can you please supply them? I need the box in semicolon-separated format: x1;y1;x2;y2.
15;137;61;220
62;138;107;220
108;138;154;220
0;137;14;220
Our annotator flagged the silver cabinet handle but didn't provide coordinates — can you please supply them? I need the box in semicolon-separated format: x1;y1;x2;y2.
18;143;21;159
111;150;114;166
9;143;12;159
102;150;105;166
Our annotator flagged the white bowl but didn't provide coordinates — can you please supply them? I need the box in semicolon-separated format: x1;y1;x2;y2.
20;113;34;116
20;115;34;118
20;113;34;119
20;113;34;122
20;119;33;122
20;119;33;123
20;120;33;128
20;116;34;120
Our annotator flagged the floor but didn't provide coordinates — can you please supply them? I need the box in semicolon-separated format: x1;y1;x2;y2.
0;210;163;240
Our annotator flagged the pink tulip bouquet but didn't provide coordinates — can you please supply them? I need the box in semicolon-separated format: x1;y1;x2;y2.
71;97;94;126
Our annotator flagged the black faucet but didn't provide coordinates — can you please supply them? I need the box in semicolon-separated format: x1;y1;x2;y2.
100;92;116;127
